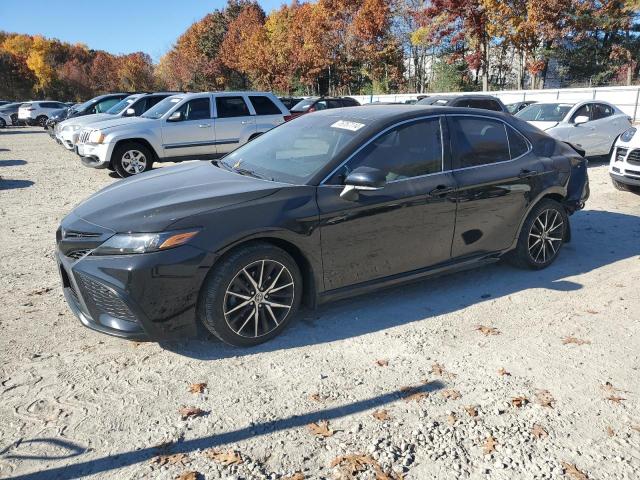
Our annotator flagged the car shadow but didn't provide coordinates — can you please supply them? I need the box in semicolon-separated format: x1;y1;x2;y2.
0;179;34;190
0;129;46;135
0;148;10;152
0;159;27;167
162;209;640;360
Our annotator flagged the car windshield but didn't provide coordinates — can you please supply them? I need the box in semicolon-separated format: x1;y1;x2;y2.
141;96;183;119
290;98;318;112
220;114;362;184
506;103;520;114
516;103;572;122
107;97;136;115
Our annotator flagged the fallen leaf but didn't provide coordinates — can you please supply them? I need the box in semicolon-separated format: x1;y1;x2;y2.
188;383;207;394
177;472;199;480
178;407;206;420
585;309;599;314
497;368;511;376
204;449;243;466
600;382;627;394
511;396;529;408
330;454;402;480
441;389;461;400
606;426;615;437
282;473;305;480
607;396;626;405
372;409;390;421
532;424;548;439
150;453;189;467
464;405;478;417
631;425;640;433
400;385;428;402
431;362;456;379
475;325;500;336
376;359;389;367
561;462;589;480
447;414;456;425
562;336;591;346
307;420;334;437
535;389;555;408
482;435;498;455
29;287;53;296
309;393;323;403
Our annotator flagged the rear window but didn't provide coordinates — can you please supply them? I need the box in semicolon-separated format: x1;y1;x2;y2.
249;96;281;115
291;98;318;112
449;116;511;168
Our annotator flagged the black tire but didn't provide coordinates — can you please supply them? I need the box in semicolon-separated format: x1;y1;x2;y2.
112;142;154;178
0;118;5;128
197;242;302;347
10;114;18;125
508;199;568;270
36;115;48;127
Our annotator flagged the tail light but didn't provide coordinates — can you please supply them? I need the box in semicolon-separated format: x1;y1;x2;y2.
25;107;35;111
283;115;293;122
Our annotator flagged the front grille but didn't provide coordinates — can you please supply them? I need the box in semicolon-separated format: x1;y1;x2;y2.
64;230;101;239
67;249;91;260
78;129;92;144
627;149;640;166
626;168;640;177
615;148;628;163
76;272;137;323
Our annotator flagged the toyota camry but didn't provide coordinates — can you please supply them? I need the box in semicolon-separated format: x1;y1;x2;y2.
56;106;589;347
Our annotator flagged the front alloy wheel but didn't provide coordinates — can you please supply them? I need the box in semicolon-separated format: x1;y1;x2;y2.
121;150;148;175
112;142;154;178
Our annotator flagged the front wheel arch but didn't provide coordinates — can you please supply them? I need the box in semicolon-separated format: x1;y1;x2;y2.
109;138;159;169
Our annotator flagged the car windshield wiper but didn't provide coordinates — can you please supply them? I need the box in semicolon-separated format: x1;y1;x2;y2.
233;167;264;179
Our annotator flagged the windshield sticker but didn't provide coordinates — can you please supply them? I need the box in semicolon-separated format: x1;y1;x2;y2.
331;120;365;132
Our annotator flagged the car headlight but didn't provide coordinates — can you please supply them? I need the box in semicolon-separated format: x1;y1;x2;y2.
620;128;636;143
88;130;105;144
92;230;200;256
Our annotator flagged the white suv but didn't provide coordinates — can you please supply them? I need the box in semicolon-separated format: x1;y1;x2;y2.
610;127;640;193
76;91;291;177
18;101;69;126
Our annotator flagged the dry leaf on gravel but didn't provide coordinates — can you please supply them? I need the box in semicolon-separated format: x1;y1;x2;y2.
188;383;207;394
511;396;529;408
441;389;461;400
464;405;478;417
562;336;591;346
606;426;615;437
400;385;428;402
431;362;456;378
204;449;243;466
150;453;189;467
178;406;206;420
498;368;511;376
372;409;391;421
532;424;548;439
535;389;555;408
631;425;640;433
585;309;599;314
561;462;589;480
482;435;498;455
177;472;199;480
475;325;500;336
282;473;305;480
331;454;402;480
601;382;627;394
447;414;457;425
376;359;389;367
307;420;334;437
309;393;324;403
607;396;626;405
29;287;53;296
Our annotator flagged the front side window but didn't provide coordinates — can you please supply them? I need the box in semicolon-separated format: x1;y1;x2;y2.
107;98;136;115
449;116;510;168
571;104;592;122
329;118;443;184
216;96;250;118
95;98;121;113
176;98;211;121
249;96;281;115
516;103;573;122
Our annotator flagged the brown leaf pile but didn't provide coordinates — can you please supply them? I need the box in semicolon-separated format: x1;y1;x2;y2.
561;462;589;480
178;406;206;420
330;454;402;480
475;325;500;336
307;420;334;437
150;453;189;467
532;424;548;439
482;435;498;455
204;449;243;466
562;336;591;346
177;472;199;480
372;409;390;421
511;396;529;408
188;383;207;394
441;389;461;400
376;359;389;367
464;405;478;417
535;389;555;408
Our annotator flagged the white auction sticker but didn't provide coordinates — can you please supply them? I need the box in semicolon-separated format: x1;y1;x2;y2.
331;120;365;132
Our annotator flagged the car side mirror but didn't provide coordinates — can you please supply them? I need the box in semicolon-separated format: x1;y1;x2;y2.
167;111;183;122
574;115;589;125
340;167;386;201
124;108;136;117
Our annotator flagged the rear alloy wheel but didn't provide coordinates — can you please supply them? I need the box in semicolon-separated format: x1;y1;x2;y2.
10;114;18;125
36;115;48;127
0;118;5;128
509;199;568;270
198;243;302;347
113;142;154;178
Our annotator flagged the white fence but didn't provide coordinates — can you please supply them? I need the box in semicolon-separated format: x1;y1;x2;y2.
350;85;640;121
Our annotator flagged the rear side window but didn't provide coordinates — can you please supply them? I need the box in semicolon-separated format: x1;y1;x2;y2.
507;127;530;159
327;99;342;109
593;103;613;120
216;96;250;118
249;96;281;115
449;116;510;168
462;99;503;111
341;98;360;107
177;98;211;120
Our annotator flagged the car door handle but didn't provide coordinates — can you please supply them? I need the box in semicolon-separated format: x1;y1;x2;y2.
198;124;211;128
518;169;538;178
428;185;454;197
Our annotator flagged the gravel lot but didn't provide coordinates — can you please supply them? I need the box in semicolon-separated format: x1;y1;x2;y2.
1;127;639;480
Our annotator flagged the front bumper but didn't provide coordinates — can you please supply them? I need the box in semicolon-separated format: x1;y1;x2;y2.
57;244;215;340
77;142;112;168
610;171;640;186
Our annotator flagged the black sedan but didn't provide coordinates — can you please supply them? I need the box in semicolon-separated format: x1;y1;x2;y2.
57;106;589;347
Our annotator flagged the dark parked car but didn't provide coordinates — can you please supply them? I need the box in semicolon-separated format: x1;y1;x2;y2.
45;107;72;137
506;101;537;114
46;93;132;133
0;102;25;125
417;94;508;113
279;97;304;110
57;106;588;347
289;96;360;118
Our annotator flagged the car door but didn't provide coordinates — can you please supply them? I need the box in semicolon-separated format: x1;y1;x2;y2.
161;96;215;158
317;116;458;291
589;103;621;155
214;95;257;155
447;114;542;258
247;95;285;131
567;103;600;155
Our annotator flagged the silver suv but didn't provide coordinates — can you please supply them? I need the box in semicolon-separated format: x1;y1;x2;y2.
76;92;290;177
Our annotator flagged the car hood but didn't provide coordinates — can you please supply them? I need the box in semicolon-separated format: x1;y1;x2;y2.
89;115;152;132
527;121;559;131
71;162;284;233
61;113;113;128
